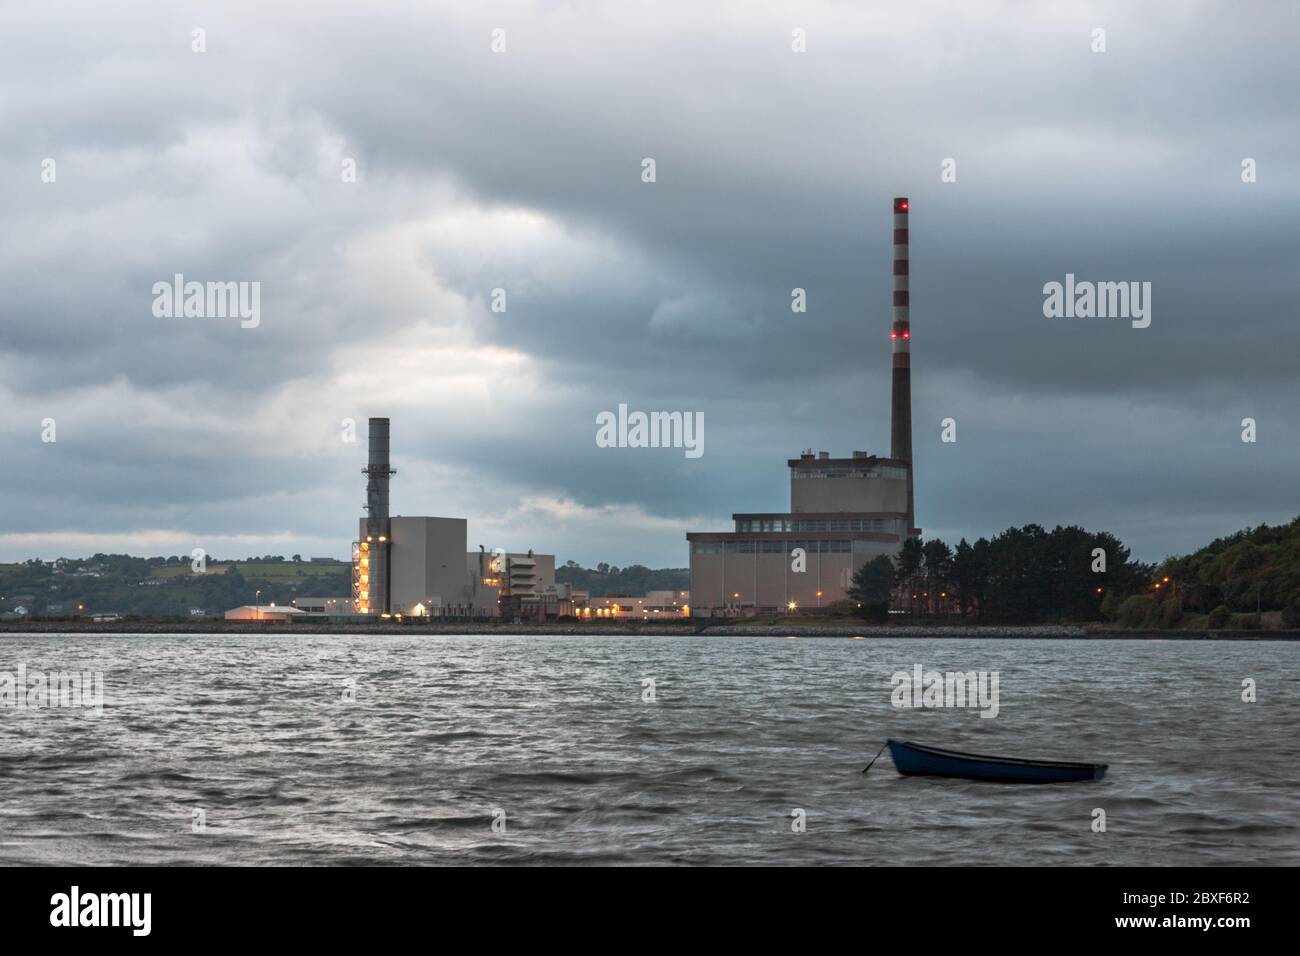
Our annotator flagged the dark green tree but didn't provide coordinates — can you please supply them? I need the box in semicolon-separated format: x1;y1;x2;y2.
895;537;923;614
921;538;954;614
951;537;990;619
849;555;896;623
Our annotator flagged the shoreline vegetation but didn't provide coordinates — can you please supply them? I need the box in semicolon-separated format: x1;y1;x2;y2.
841;518;1300;630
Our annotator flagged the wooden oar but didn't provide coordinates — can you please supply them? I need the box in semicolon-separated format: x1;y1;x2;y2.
861;740;889;775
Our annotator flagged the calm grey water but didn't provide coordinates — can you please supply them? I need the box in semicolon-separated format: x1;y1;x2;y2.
1;633;1297;866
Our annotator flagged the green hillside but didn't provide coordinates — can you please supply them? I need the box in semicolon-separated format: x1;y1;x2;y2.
1159;516;1300;619
0;554;351;619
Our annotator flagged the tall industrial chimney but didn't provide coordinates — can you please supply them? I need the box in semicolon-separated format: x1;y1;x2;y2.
365;417;393;526
360;417;396;614
889;197;916;536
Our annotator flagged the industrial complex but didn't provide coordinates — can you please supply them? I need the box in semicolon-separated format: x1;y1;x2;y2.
350;417;562;619
218;198;915;624
685;197;918;615
224;415;692;623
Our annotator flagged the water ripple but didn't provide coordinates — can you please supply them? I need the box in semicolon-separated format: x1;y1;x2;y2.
0;633;1296;865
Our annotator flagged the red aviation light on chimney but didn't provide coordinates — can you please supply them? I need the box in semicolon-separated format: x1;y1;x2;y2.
894;197;909;212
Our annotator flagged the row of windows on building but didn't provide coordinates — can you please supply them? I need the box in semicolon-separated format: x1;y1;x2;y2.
790;466;907;481
690;539;858;555
733;517;905;533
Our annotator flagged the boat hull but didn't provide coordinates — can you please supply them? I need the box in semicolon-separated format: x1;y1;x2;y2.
887;739;1106;784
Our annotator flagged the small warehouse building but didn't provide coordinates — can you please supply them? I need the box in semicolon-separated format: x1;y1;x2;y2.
224;605;307;623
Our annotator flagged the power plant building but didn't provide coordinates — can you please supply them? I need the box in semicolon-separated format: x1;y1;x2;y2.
383;517;499;615
352;418;553;618
686;197;919;615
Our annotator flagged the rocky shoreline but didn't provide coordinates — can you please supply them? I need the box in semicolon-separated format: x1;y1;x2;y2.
1;621;1296;640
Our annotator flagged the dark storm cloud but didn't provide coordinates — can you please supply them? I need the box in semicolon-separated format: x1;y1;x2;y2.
1;1;1297;564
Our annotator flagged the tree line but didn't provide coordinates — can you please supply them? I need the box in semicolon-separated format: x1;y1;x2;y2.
849;523;1151;624
556;561;689;597
1154;516;1300;628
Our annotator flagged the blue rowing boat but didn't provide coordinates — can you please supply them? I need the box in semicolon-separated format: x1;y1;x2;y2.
886;739;1107;784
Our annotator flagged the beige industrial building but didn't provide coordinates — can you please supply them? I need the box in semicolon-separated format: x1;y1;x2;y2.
586;590;691;619
382;516;490;614
468;547;555;598
292;596;353;616
358;513;554;616
686;451;913;614
686;197;922;616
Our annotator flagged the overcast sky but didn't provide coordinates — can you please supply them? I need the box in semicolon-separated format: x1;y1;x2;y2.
1;1;1297;567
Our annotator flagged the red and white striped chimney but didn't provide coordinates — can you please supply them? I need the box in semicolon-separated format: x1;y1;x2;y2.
889;196;915;536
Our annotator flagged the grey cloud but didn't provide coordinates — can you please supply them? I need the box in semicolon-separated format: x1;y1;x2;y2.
1;1;1297;565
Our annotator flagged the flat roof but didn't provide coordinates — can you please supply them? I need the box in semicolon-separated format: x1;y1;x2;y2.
788;456;910;469
732;511;908;520
686;530;902;543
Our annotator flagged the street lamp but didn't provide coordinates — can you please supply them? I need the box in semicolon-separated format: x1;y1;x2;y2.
255;589;261;621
